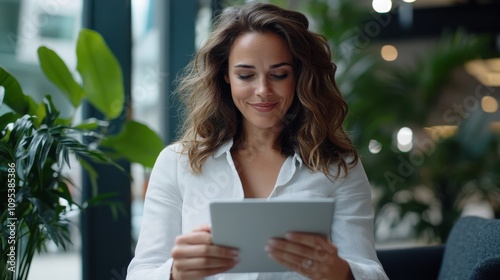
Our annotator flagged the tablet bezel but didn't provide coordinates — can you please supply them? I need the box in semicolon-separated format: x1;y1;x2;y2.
209;199;334;273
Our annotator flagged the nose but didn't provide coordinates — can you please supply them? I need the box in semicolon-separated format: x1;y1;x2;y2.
255;77;272;97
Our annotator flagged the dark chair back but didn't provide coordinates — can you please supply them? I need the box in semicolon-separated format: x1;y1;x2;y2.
438;216;500;280
377;245;444;280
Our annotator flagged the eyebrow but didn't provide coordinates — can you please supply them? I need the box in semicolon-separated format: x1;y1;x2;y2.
233;62;293;69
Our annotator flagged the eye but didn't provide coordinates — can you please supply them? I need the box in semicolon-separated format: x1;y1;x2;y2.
237;74;253;80
271;73;288;80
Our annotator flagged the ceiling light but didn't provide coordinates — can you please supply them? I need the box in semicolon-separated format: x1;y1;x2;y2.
369;139;382;154
396;127;413;152
481;96;499;113
381;45;398;61
372;0;392;13
397;127;413;145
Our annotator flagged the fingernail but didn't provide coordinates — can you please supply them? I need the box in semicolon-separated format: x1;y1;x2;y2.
267;239;277;246
285;233;293;239
233;257;240;262
264;245;271;252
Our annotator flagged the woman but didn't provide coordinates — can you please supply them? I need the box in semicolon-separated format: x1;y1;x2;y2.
127;2;388;280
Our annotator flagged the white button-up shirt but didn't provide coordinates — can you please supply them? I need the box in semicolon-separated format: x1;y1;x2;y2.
127;140;388;280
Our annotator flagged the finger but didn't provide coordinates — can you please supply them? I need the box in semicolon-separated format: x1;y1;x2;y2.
284;233;337;260
266;238;339;278
192;224;212;233
175;231;213;245
172;244;239;259
285;232;328;248
266;238;313;259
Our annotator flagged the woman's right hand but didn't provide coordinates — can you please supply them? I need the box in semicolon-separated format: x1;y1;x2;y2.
171;224;239;280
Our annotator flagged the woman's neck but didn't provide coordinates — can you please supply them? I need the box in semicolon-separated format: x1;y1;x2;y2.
236;125;281;153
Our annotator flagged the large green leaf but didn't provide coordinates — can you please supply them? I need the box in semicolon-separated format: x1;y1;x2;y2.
0;112;18;130
101;121;164;167
38;46;85;107
76;29;124;119
0;67;37;115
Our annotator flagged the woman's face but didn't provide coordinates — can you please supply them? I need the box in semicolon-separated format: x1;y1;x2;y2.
225;32;296;132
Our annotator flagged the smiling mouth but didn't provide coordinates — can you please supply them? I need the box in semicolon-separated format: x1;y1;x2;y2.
249;102;278;112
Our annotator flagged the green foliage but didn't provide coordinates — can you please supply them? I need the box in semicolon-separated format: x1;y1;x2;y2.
305;0;500;243
0;28;163;279
38;47;85;107
76;30;124;119
0;69;37;116
102;121;165;167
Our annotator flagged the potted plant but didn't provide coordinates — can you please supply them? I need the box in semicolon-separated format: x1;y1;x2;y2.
0;29;164;280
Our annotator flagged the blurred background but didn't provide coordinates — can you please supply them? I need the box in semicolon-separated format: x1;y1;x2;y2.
0;0;499;279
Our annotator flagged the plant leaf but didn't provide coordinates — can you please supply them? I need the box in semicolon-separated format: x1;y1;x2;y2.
41;95;62;126
80;159;99;197
11;115;34;161
76;29;124;119
82;192;125;219
101;120;164;167
0;112;18;130
74;118;109;130
0;67;38;115
37;46;85;107
0;140;13;162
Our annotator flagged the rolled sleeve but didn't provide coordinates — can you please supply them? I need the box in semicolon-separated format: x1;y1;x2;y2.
331;161;388;280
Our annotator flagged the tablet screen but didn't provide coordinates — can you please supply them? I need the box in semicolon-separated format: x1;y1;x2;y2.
210;199;334;273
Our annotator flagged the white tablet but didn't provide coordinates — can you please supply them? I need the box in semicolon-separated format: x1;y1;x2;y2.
210;199;334;273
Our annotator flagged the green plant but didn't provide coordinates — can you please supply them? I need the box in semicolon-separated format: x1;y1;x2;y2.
300;0;500;242
350;33;500;242
0;29;164;280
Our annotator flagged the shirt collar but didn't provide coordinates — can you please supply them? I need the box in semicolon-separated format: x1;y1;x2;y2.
293;151;303;168
213;139;234;159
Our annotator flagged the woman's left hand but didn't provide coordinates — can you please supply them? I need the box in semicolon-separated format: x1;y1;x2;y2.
265;232;354;280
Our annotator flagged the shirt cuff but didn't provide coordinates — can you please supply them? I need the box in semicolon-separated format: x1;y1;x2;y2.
347;260;389;280
166;258;174;279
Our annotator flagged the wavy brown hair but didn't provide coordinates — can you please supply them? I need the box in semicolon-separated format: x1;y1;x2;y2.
177;2;358;177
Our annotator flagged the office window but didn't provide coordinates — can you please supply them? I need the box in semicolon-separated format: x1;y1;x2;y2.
0;0;83;279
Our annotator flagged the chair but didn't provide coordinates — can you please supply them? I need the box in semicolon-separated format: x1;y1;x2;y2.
376;216;500;280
